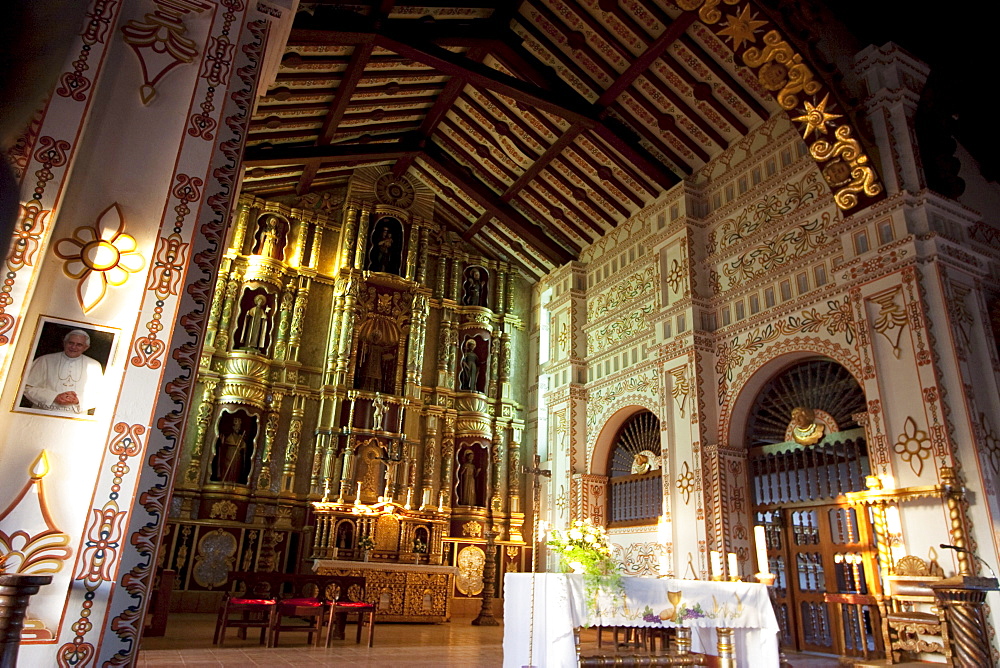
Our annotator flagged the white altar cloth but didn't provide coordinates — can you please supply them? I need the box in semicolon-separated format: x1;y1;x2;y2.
503;573;779;668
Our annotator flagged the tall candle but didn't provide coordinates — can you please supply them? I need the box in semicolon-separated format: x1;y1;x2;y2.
754;525;770;575
727;552;739;579
710;550;723;578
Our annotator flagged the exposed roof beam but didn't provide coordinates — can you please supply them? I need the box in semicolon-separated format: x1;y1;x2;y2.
391;44;489;178
244;142;420;168
421;146;574;265
596;12;696;107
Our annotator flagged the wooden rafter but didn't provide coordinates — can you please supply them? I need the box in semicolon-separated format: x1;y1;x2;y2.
421;146;575;265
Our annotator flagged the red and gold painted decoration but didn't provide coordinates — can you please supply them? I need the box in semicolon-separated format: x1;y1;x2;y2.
58;423;145;668
679;0;883;212
54;202;146;313
120;0;212;104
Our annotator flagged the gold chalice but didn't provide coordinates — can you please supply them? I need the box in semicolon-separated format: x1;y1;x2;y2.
659;589;682;621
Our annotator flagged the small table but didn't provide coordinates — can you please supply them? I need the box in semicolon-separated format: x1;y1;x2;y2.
503;573;779;668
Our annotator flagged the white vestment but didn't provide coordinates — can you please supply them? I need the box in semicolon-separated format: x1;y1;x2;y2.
22;352;103;414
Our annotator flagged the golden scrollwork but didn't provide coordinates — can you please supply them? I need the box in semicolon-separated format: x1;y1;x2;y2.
810;124;882;210
462;521;483;538
742;31;821;110
209;500;237;520
676;0;739;25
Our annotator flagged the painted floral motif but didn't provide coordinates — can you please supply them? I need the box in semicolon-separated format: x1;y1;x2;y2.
716;297;856;400
721;215;828;289
710;172;824;253
54;202;145;313
588;265;656;319
893;416;932;477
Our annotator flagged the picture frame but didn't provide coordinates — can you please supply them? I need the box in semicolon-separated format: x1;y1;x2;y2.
13;315;119;419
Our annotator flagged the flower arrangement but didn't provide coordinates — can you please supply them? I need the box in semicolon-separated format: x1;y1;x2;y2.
548;519;624;612
357;534;374;552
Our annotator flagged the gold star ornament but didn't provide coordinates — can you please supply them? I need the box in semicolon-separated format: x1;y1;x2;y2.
718;5;768;50
793;94;842;139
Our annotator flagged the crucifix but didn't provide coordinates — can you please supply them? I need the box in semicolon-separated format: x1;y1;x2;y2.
522;454;551;573
520;453;551;668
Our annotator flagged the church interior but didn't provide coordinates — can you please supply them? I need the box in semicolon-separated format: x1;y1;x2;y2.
1;1;999;666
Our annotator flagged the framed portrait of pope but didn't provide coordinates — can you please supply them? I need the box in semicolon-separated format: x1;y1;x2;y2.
13;316;118;419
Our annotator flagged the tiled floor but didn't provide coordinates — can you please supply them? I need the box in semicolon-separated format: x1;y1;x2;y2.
139;613;846;667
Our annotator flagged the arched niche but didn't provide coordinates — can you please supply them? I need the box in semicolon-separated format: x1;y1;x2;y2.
365;215;404;275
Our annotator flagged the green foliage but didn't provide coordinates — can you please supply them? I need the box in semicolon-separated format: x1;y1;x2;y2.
548;519;624;613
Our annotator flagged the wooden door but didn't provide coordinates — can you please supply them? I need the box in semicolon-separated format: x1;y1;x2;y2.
761;503;880;657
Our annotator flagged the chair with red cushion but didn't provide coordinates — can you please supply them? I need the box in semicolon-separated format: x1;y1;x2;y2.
324;575;375;647
270;574;332;647
213;573;278;646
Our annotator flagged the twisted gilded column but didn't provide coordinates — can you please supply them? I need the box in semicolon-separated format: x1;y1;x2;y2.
182;378;220;486
931;577;998;668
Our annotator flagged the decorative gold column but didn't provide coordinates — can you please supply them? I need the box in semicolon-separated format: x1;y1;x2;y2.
213;270;243;352
416;226;429;284
353;205;371;269
256;393;282;492
439;415;456;510
435;254;447;300
421;411;440;510
339;204;358;268
182;379;220;487
286;275;311;362
272;282;294;361
281;394;305;493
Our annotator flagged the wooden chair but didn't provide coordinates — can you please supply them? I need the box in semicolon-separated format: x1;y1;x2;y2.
213;572;279;647
880;556;952;664
324;575;376;647
269;573;329;647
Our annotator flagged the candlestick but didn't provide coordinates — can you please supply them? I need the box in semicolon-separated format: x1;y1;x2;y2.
710;550;723;580
727;552;739;580
754;525;770;576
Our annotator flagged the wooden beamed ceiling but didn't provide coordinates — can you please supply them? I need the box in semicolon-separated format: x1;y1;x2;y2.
242;0;785;277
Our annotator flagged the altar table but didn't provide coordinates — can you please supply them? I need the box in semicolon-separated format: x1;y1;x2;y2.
313;559;457;622
503;573;779;668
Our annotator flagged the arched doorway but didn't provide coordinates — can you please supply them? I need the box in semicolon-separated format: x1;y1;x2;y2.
746;359;880;659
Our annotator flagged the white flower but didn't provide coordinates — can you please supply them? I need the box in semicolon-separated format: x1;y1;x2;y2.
569;530;583;541
584;534;596;543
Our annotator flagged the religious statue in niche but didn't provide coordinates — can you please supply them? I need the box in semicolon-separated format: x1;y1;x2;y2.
236;290;272;352
252;214;287;261
336;522;354;549
211;410;258;484
789;406;825;446
457;337;482;392
366;217;402;275
462;266;488;307
456;447;481;506
357;328;396;394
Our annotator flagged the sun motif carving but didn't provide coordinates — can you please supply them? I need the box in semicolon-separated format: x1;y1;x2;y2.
718;5;767;49
792;94;842;139
373;173;415;208
54;202;145;313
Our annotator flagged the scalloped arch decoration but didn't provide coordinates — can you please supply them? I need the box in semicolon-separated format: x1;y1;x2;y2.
718;336;863;448
588;394;664;475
